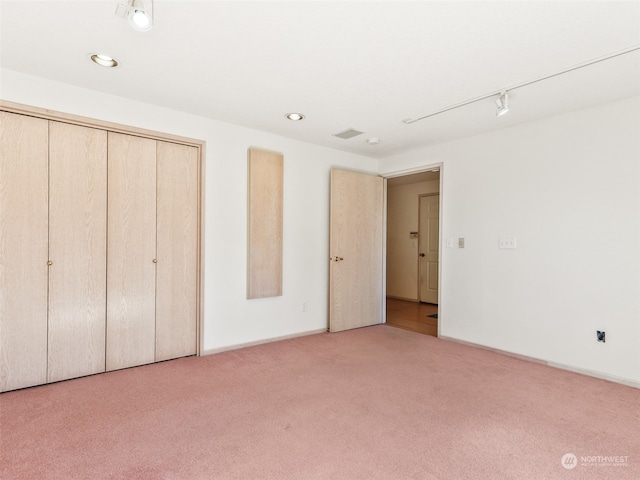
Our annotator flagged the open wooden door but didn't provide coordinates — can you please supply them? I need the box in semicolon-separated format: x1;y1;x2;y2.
329;169;384;332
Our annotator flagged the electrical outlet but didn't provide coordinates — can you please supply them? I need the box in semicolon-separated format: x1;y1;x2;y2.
458;237;465;248
597;331;606;343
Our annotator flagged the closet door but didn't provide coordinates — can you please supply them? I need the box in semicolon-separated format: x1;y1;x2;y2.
0;112;49;392
155;141;198;361
48;121;107;383
107;133;157;371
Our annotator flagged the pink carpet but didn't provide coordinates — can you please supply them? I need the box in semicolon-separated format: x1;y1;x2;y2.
1;325;638;479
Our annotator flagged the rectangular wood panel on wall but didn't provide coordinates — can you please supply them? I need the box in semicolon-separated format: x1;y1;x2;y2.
107;132;157;371
47;121;107;382
155;141;198;361
0;112;49;392
247;148;283;299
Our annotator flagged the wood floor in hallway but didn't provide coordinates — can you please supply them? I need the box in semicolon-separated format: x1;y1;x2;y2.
385;297;438;337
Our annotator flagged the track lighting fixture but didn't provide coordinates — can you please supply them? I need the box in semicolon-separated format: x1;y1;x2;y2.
116;0;154;32
495;91;510;117
401;45;640;125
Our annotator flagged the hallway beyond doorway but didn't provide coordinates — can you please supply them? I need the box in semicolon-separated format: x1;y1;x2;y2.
386;297;437;337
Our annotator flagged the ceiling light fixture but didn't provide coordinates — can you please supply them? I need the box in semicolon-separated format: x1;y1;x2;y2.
367;138;381;145
285;113;305;121
495;91;510;117
116;0;154;32
90;53;119;68
402;44;640;125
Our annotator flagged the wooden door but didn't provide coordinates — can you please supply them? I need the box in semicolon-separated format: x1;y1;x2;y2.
155;141;198;361
107;132;157;371
48;121;107;382
329;169;384;332
0;112;49;392
419;194;439;304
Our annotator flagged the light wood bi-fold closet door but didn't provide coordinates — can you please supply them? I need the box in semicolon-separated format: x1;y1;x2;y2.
156;141;198;362
106;135;198;370
0;112;49;392
107;132;157;371
47;121;107;383
1;105;200;390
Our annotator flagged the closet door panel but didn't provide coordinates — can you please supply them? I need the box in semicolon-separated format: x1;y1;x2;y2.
0;112;49;392
48;121;107;383
155;142;198;361
107;133;157;371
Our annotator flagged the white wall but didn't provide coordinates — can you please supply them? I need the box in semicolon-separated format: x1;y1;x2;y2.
380;96;640;384
387;180;439;300
0;69;378;352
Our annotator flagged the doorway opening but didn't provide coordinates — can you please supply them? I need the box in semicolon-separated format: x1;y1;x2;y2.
384;167;441;337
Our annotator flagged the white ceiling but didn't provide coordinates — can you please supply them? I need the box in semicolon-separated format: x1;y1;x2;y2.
1;1;639;159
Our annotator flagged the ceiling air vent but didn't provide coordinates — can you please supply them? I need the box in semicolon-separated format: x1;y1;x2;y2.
333;128;364;140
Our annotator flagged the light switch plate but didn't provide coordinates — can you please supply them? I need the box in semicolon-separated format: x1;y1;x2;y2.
458;237;465;248
499;237;517;249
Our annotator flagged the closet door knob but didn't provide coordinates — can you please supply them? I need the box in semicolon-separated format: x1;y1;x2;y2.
153;259;157;263
47;260;53;266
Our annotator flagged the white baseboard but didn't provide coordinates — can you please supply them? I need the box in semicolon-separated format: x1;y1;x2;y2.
202;328;327;356
439;335;640;389
545;361;640;389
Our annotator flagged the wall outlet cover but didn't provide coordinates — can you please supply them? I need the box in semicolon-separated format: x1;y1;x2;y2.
499;237;517;249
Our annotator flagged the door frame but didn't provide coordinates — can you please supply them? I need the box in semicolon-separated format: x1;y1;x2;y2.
382;163;444;336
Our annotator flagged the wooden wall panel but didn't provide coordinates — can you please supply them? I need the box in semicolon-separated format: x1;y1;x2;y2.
0;112;49;392
48;121;107;382
247;148;283;299
107;132;157;371
155;141;198;361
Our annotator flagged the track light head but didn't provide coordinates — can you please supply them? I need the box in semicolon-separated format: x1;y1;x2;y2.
116;0;153;32
495;91;510;117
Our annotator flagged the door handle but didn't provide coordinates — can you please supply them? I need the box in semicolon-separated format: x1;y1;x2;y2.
419;253;425;257
332;256;344;262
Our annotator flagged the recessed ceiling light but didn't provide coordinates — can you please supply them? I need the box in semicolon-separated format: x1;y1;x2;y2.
367;138;381;145
90;53;119;68
285;113;305;121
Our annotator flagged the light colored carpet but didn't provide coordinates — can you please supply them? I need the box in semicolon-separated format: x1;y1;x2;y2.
1;325;638;479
